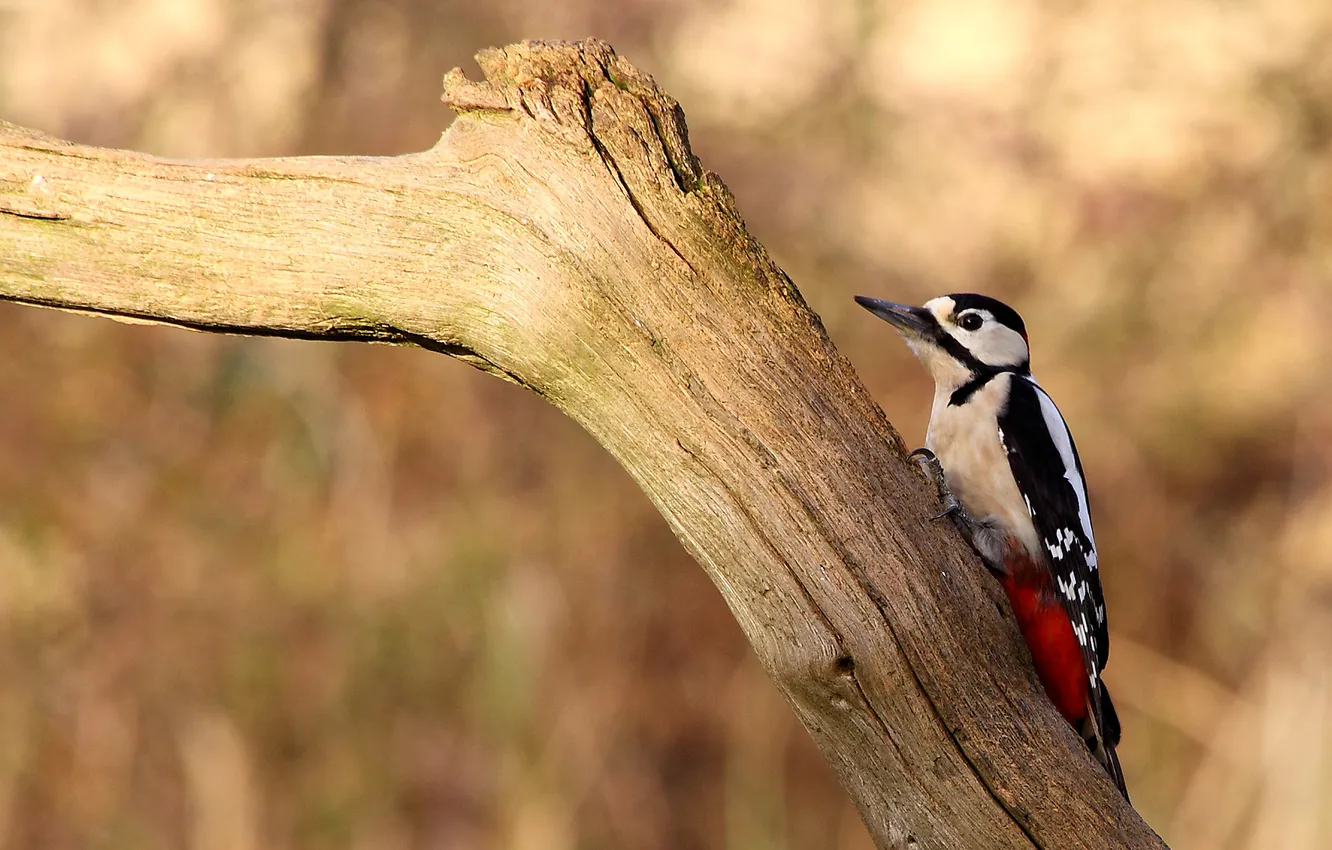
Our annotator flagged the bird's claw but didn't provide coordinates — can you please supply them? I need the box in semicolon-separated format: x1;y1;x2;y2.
910;448;955;514
932;500;965;522
908;447;941;473
909;448;976;534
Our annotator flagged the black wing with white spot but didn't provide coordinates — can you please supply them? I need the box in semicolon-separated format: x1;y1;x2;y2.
1000;374;1127;796
997;376;1109;678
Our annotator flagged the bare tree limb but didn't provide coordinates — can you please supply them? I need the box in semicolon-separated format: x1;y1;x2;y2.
0;39;1167;850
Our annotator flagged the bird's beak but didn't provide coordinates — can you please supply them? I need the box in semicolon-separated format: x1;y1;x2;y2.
854;296;934;338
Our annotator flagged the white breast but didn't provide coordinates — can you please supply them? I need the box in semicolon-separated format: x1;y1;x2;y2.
925;373;1041;556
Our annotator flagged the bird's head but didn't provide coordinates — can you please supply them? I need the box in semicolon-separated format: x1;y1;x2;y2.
855;293;1030;390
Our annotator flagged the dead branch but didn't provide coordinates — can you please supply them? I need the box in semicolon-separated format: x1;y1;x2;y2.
0;39;1166;850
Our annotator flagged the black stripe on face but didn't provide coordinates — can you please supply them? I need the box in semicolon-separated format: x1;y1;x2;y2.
949;371;997;406
932;323;987;374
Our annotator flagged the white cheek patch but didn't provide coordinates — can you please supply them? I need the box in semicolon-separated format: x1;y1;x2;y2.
983;327;1031;369
934;313;1029;370
957;325;1028;369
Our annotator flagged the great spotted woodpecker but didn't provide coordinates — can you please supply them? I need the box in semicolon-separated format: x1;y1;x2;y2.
855;292;1128;800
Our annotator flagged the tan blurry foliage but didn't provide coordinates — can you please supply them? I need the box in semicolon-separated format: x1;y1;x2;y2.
0;1;1330;849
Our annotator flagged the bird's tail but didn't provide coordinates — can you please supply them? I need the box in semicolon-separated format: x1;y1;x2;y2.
1083;683;1130;801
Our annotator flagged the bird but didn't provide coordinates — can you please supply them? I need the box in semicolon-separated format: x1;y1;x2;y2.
855;291;1128;800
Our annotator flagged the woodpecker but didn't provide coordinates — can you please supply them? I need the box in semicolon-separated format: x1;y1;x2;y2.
855;292;1128;799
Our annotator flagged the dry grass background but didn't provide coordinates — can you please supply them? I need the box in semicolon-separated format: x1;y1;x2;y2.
1;0;1330;848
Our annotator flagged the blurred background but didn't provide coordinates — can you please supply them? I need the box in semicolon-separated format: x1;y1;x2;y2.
1;0;1329;848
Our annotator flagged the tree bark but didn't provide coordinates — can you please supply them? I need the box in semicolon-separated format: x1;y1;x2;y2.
0;39;1166;850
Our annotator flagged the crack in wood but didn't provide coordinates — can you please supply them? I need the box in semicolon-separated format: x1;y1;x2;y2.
0;204;69;221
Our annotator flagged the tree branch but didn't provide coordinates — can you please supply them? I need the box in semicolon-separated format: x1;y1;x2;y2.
0;39;1166;850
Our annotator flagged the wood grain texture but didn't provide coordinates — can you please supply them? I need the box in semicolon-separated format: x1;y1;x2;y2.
0;39;1167;850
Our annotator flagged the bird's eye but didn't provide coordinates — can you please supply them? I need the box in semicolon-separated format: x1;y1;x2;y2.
958;313;984;331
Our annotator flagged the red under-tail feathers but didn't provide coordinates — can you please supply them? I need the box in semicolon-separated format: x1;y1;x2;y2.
998;541;1129;799
998;549;1090;726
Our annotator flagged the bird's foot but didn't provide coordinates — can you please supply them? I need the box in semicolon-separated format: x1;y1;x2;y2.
908;448;979;542
909;448;962;520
